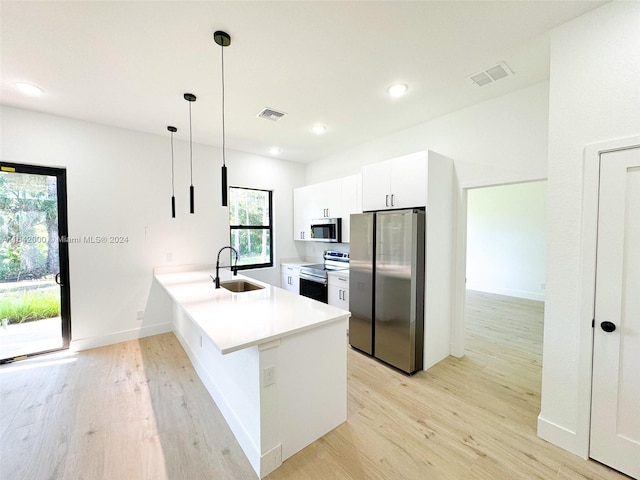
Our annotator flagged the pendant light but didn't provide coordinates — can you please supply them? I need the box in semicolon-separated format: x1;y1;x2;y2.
184;92;197;213
214;30;231;207
167;125;177;218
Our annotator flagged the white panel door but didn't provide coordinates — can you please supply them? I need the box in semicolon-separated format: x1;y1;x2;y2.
590;147;640;479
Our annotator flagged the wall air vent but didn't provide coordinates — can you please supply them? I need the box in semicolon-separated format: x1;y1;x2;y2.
467;61;514;87
257;108;287;121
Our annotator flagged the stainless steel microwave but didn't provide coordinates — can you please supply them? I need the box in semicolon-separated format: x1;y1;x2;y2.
310;218;342;243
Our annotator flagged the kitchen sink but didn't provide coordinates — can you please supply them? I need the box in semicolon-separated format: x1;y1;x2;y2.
220;279;264;293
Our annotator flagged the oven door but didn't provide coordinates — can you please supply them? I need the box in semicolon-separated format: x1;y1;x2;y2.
299;275;328;303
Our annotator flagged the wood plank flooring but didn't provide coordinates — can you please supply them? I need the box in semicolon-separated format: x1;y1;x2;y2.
0;291;630;479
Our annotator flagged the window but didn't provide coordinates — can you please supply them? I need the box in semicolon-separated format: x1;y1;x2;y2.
229;186;273;269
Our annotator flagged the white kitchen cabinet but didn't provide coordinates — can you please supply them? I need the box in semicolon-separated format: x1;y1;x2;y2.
293;173;362;243
281;265;300;293
307;180;341;219
328;271;349;309
340;174;362;243
293;187;311;241
362;151;427;211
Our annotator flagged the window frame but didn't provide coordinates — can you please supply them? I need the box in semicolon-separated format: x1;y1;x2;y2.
228;186;274;270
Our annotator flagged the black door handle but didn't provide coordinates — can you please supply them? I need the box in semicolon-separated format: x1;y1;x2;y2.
600;321;616;333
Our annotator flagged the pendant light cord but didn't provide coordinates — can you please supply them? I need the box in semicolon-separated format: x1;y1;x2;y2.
221;41;226;167
188;102;193;185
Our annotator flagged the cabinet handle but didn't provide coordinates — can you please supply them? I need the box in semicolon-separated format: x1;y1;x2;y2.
339;290;342;300
391;194;394;207
385;194;389;207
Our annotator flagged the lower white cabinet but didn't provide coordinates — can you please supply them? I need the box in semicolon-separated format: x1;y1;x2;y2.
281;265;300;294
328;272;349;309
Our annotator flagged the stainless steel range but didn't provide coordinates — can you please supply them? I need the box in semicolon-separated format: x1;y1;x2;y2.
299;250;349;303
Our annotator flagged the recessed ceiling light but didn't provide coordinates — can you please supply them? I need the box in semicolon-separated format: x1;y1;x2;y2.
269;147;281;155
311;124;327;135
387;83;408;98
14;82;44;96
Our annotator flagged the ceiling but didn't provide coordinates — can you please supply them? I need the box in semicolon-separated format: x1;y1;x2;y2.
1;1;607;163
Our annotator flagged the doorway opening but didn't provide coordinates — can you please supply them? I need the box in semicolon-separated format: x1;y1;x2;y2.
463;180;547;402
0;163;71;362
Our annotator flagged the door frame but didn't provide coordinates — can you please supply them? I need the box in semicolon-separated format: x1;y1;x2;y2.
575;135;640;458
0;162;71;358
451;177;547;358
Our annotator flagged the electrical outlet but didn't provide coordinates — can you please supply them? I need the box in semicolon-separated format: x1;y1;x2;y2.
541;283;546;290
263;366;276;387
136;310;144;320
166;252;173;262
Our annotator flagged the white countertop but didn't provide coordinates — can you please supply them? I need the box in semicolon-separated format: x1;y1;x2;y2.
154;267;350;354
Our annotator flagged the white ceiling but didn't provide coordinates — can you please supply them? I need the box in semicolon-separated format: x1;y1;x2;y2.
1;1;607;163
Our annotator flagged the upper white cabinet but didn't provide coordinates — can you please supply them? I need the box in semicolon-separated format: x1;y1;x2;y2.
362;152;427;211
293;174;362;243
293;186;312;241
340;174;361;243
306;180;341;219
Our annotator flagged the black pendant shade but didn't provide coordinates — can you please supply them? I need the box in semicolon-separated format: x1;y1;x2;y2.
214;31;231;207
167;126;177;218
184;92;197;213
221;165;228;206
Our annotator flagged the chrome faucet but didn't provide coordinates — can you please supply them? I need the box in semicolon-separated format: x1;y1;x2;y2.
215;246;239;288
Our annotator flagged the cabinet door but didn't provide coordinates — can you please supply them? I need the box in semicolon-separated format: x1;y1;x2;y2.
281;267;300;293
328;285;349;309
290;274;300;294
340;174;362;243
308;180;341;218
362;160;391;211
389;152;427;209
293;186;312;240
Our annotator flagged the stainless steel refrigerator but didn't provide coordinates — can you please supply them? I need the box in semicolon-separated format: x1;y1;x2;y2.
349;209;425;374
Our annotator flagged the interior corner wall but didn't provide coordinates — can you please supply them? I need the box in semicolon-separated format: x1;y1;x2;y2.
0;106;305;350
539;1;640;458
466;181;547;301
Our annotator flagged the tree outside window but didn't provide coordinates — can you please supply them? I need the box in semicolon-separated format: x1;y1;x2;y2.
229;187;273;269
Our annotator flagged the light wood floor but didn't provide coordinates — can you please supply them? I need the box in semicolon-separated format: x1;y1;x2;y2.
0;291;630;479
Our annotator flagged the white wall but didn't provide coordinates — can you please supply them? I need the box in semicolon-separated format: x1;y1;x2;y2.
538;1;640;458
466;181;547;301
0;106;305;349
305;81;549;187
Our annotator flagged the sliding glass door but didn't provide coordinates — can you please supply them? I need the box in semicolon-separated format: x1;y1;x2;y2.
0;163;71;362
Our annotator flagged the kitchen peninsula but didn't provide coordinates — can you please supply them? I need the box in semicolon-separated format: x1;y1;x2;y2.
154;266;350;478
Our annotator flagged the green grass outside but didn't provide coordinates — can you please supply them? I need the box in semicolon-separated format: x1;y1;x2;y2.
0;288;61;324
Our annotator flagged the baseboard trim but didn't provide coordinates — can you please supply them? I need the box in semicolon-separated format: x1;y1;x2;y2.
467;286;545;302
537;415;585;459
69;322;172;352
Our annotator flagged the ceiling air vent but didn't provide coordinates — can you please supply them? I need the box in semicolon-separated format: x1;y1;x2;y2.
257;108;287;121
467;61;514;87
